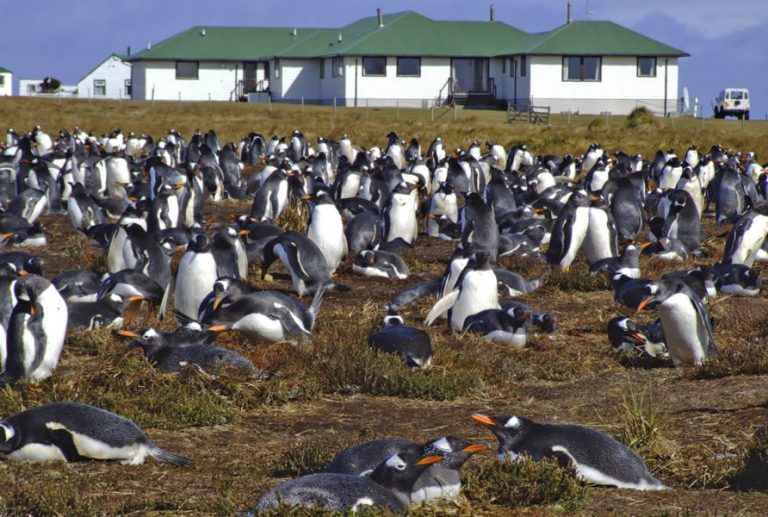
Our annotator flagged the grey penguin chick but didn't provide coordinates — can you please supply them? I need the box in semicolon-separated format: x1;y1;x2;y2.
0;402;190;465
253;452;442;514
472;413;665;490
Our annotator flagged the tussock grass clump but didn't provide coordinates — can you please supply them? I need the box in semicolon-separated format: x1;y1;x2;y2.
311;344;482;401
587;117;605;133
626;107;660;129
618;385;666;454
463;457;589;512
686;339;768;380
277;199;309;233
728;428;768;491
270;436;361;477
548;265;610;292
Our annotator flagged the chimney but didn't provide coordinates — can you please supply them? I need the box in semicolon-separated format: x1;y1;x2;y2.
490;4;496;22
291;28;297;37
567;0;573;23
337;33;343;43
377;8;384;27
127;46;131;57
201;28;206;37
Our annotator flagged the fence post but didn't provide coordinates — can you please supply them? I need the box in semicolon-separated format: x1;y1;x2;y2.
430;106;434;123
301;96;304;112
365;99;368;117
453;103;457;121
151;86;155;107
396;99;400;121
567;110;571;126
268;96;272;111
178;91;181;101
333;97;337;117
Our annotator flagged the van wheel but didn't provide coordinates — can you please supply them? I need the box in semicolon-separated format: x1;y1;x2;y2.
745;111;750;120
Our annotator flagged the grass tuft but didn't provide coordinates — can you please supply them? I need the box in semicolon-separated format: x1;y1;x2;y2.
618;384;666;454
463;456;589;512
269;436;362;477
626;107;660;129
277;198;309;233
686;339;768;380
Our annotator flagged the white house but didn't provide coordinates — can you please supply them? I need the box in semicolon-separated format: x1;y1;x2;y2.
0;66;12;96
19;79;78;97
76;54;132;99
127;10;687;115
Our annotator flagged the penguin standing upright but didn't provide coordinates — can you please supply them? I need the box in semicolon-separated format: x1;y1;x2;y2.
261;231;339;296
472;413;665;490
4;275;67;382
546;189;591;269
174;234;219;322
305;190;347;273
425;252;499;331
426;183;458;238
638;278;717;366
0;402;190;464
211;227;248;280
461;193;499;263
382;182;418;244
581;195;618;265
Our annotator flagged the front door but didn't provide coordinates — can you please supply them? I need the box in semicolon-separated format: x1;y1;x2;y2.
243;62;258;93
452;58;488;93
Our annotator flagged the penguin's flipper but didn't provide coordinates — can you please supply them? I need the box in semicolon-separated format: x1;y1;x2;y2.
425;289;460;327
270;307;311;338
494;269;531;295
389;278;441;311
46;427;87;462
689;296;718;357
158;277;174;322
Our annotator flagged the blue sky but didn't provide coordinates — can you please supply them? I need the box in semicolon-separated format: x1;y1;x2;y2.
1;0;766;118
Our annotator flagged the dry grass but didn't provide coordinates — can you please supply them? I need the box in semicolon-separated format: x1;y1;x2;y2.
2;98;768;515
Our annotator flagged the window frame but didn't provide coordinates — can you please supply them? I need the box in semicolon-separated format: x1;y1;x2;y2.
0;75;4;86
636;56;657;78
520;56;527;77
332;56;344;78
124;79;132;97
396;57;420;77
362;56;387;77
562;56;602;82
93;79;106;96
509;58;517;78
175;60;199;80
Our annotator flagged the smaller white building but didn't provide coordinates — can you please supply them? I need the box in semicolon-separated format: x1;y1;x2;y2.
0;66;12;96
76;54;132;99
19;79;78;97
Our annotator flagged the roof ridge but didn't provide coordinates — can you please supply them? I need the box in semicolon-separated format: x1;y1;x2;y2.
330;11;416;55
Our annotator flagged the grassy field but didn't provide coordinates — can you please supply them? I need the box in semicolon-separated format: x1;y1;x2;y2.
1;97;768;515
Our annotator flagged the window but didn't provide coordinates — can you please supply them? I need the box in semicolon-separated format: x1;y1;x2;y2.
332;57;344;77
509;58;517;77
396;57;420;77
502;59;506;74
362;56;386;76
175;61;199;79
0;75;4;86
562;56;601;81
319;59;325;79
93;79;106;96
520;56;527;77
637;57;656;77
124;79;132;97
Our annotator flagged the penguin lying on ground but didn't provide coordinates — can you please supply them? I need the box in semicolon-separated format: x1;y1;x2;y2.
352;249;410;280
463;306;531;348
606;316;668;359
472;413;665;490
712;263;761;296
0;402;190;465
367;310;432;367
324;436;485;503
253;452;442;514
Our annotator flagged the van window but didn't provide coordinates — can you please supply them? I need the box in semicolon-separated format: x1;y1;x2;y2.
730;91;744;100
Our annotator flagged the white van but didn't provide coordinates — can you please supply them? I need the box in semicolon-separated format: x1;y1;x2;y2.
714;88;750;119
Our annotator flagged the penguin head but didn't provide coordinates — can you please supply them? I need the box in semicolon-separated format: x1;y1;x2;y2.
637;279;688;311
504;307;531;328
117;328;165;351
466;251;492;270
0;421;20;453
370;452;442;495
188;234;210;253
382;309;404;328
421;436;486;469
471;414;532;453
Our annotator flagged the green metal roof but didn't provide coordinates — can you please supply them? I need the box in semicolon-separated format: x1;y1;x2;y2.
0;66;11;73
522;21;688;57
127;12;687;62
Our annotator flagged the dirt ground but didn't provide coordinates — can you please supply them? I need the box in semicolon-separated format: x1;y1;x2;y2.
1;187;767;516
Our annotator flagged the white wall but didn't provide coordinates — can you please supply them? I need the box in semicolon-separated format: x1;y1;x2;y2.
497;56;530;107
135;60;240;101
277;59;320;101
526;55;679;115
0;72;11;96
77;55;131;99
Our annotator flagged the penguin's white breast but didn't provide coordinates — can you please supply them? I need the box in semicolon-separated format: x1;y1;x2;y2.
658;293;707;365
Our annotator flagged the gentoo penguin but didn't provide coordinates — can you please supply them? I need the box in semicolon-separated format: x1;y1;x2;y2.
0;252;44;277
345;208;382;255
211;227;248;280
581;195;618;265
611;273;653;311
660;189;700;253
196;277;256;324
261;231;341;296
637;278;717;366
463;306;531;348
67;183;105;230
67;293;124;330
589;244;641;278
472;413;665;490
4;275;67;383
367;310;432;367
98;270;163;307
207;287;324;342
500;300;557;334
641;237;688;261
6;188;48;224
546;189;591;270
426;183;458;238
117;328;257;376
249;168;291;221
461;193;499;263
581;143;603;175
174;234;219;322
722;205;768;267
712;263;761;296
305;190;347;273
382;182;419;244
352;250;410;280
385;131;405;170
0;402;190;465
606;316;668;359
253;452;442;514
425;252;499;331
658;157;683;191
602;176;644;242
325;436;484;502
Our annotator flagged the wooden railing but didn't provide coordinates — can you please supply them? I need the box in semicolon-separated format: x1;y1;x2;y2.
437;77;455;106
507;103;550;125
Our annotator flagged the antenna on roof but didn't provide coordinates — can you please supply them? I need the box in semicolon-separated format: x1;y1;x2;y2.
338;33;343;43
490;4;496;22
377;8;384;28
567;0;573;23
291;28;297;37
